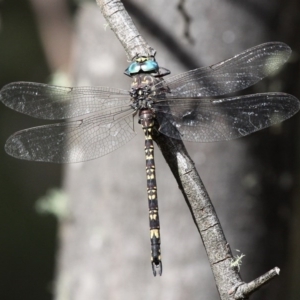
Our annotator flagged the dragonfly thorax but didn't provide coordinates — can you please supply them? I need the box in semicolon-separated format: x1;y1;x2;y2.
130;74;156;110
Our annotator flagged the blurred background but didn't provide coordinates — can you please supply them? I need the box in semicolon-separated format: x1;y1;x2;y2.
0;0;300;299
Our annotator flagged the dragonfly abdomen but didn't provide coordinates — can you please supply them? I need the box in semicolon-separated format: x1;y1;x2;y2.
139;108;162;276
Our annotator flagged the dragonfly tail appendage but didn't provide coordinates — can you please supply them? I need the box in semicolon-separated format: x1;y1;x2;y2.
152;260;163;277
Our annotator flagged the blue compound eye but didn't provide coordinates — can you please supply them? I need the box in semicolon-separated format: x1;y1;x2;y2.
141;60;159;72
126;62;141;75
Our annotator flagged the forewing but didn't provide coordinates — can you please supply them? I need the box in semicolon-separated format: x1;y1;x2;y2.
157;42;291;97
155;93;300;142
0;82;130;120
5;109;136;163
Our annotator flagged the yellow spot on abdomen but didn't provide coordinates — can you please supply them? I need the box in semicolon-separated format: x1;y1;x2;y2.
150;229;160;238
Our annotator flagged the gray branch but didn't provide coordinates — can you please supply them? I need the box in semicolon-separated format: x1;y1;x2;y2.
229;267;280;299
96;0;280;298
96;0;155;59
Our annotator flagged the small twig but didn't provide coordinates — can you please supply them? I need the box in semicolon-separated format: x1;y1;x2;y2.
177;0;194;44
229;267;280;299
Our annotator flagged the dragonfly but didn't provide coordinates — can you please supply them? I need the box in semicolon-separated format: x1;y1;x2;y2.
1;42;299;276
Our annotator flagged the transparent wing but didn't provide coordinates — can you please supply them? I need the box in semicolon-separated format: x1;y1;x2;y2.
156;42;291;97
154;93;300;142
4;108;136;163
0;82;130;120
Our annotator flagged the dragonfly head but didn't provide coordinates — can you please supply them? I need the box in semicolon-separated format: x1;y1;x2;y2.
125;56;170;78
124;56;159;76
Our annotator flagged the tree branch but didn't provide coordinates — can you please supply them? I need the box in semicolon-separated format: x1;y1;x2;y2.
96;0;155;59
95;0;280;298
229;267;280;299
